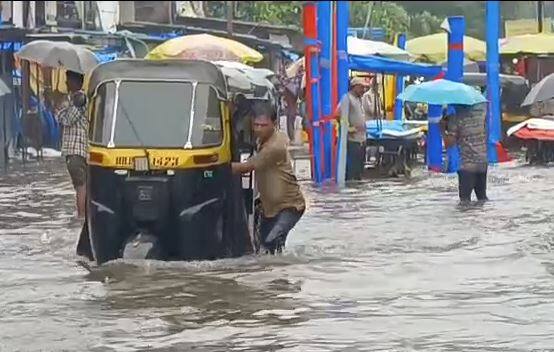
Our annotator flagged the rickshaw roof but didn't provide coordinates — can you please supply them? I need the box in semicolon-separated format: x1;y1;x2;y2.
86;59;227;96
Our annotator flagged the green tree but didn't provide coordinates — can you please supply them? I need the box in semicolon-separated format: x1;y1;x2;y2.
350;1;409;41
204;1;301;27
393;1;486;39
409;11;442;38
204;1;541;42
235;1;302;26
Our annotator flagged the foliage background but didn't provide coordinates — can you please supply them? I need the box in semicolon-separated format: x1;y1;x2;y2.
199;1;554;42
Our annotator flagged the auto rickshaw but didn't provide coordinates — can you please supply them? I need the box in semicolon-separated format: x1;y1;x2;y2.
77;59;275;265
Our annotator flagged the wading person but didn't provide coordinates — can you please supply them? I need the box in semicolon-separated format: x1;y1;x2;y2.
55;71;88;218
441;103;489;204
231;102;305;254
339;76;369;181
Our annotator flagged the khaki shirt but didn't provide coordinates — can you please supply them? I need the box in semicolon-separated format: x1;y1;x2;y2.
362;90;378;121
340;92;366;143
250;131;305;218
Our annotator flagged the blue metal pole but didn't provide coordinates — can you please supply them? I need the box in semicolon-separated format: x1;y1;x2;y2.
317;1;332;181
303;2;324;183
486;1;501;163
427;105;443;172
336;0;349;186
445;16;465;173
394;33;406;121
337;2;349;102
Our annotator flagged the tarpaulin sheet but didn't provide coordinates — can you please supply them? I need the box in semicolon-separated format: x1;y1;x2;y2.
349;55;443;77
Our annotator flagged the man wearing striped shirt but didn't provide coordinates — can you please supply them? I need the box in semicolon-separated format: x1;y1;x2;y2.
55;71;88;218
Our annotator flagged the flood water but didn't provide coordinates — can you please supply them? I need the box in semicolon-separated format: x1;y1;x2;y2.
2;157;554;351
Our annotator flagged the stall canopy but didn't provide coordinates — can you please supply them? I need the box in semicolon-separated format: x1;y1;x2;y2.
406;32;486;63
349;54;443;77
286;36;413;78
500;33;554;55
348;36;413;61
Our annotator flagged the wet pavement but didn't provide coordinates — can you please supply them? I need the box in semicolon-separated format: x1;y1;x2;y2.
2;157;554;351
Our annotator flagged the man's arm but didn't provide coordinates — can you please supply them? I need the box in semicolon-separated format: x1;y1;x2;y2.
338;94;349;121
441;117;457;148
362;93;373;119
231;160;255;174
231;143;285;175
339;94;363;133
57;105;84;127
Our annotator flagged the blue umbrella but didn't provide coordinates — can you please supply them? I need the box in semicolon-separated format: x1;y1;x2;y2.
397;79;487;106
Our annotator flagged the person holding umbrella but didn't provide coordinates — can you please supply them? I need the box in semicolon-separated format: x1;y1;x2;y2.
398;79;489;203
441;103;489;203
17;40;98;218
55;71;88;218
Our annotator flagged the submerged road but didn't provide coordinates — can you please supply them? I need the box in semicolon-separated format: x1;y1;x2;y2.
1;157;554;351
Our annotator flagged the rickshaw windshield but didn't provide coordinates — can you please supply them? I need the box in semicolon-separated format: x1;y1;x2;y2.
90;80;223;148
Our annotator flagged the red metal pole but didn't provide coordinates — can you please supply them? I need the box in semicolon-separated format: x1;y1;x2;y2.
304;2;317;181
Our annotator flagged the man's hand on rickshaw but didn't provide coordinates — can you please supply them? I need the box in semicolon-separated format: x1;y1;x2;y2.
231;161;254;175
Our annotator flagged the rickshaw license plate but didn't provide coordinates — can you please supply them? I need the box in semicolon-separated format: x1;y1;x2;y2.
137;186;153;201
151;156;180;167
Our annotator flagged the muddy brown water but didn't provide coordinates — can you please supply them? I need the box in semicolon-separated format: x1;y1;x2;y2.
2;157;554;351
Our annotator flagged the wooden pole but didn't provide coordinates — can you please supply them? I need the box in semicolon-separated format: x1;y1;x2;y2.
226;1;234;35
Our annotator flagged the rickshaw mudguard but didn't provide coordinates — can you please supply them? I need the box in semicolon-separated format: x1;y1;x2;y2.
87;165;126;265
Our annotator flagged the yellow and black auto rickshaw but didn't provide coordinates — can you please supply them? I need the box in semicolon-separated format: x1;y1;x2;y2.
77;59;276;265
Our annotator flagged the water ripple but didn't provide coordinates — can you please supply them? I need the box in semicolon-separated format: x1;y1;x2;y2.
2;158;554;351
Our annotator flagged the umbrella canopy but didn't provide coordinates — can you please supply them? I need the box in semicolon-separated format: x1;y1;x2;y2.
521;73;554;106
398;79;487;106
16;40;99;74
146;33;263;64
507;117;554;137
213;60;276;101
500;33;554;55
406;33;486;63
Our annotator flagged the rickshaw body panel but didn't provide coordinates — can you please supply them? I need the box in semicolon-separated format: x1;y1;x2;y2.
83;60;258;265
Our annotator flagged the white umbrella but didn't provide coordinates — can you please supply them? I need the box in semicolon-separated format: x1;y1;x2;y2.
347;36;413;61
214;61;276;101
16;40;99;74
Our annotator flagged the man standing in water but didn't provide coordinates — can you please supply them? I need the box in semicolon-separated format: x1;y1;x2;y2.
442;103;489;203
339;76;370;180
55;71;88;218
232;102;305;254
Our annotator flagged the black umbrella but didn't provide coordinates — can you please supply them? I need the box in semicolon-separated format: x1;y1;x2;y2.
521;73;554;106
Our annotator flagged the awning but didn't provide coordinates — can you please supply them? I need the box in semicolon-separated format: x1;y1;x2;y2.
349;54;443;77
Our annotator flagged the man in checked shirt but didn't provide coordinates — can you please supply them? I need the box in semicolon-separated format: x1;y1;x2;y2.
55;71;88;218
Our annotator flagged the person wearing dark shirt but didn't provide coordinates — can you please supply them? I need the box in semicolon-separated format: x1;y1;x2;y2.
442;103;489;203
